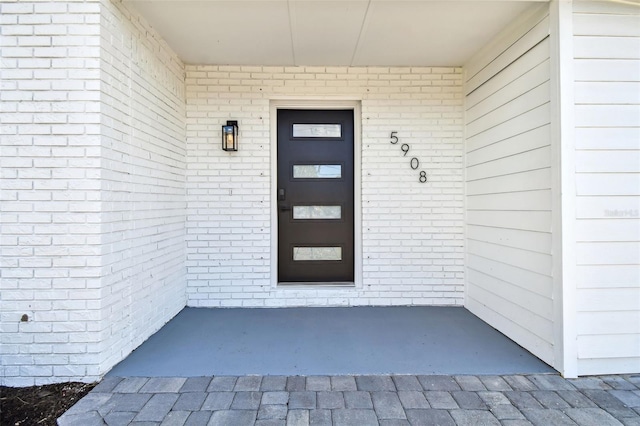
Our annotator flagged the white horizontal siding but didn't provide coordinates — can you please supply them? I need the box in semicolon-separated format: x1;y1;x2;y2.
466;168;551;195
466;225;552;254
468;240;552;276
467;42;550;110
575;82;640;104
578;311;640;335
464;5;555;367
578;335;640;359
573;12;640;36
576;151;640;173
577;242;639;265
575;105;640;127
467;255;554;297
575;59;640;81
576;174;640;196
466;10;550;94
573;1;640;376
465;293;555;363
466;103;551;152
576;265;639;288
576;220;640;241
576;195;640;219
466;211;552;233
466;125;551;168
575;127;639;150
466;190;552;212
468;284;554;341
466;146;551;181
578;288;640;312
574;37;640;59
578;358;640;376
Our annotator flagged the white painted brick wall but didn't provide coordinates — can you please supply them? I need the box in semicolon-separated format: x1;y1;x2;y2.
0;0;187;386
97;0;187;376
0;0;102;386
185;66;464;307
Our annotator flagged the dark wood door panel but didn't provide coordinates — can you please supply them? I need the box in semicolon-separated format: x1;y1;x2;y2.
277;109;354;283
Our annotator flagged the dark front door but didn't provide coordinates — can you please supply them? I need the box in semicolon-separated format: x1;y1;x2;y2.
277;109;354;283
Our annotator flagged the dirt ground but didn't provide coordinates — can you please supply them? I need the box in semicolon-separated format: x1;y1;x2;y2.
0;382;95;426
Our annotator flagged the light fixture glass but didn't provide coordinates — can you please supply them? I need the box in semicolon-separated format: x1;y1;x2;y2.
222;120;238;151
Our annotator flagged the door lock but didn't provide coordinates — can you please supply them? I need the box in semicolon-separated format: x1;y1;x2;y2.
278;189;290;211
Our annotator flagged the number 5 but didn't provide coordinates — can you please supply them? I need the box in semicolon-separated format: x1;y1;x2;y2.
390;132;398;144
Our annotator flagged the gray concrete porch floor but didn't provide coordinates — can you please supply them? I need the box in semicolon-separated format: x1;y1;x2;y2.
107;307;554;377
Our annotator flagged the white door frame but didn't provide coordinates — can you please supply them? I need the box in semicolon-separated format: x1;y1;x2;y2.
269;100;363;289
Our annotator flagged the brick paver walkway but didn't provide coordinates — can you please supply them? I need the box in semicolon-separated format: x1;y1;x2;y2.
58;374;640;425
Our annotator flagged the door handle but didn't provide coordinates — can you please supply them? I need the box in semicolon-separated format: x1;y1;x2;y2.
278;189;289;211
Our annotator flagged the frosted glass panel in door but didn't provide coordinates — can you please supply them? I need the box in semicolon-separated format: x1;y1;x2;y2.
293;165;342;179
293;247;342;261
293;206;341;220
292;124;341;138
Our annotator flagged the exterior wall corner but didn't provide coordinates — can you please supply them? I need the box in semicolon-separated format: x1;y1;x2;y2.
549;0;579;378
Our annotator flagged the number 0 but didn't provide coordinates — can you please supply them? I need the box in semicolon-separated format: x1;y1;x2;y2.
410;158;419;170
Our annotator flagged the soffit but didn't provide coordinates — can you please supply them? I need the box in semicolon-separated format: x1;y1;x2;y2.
125;0;547;66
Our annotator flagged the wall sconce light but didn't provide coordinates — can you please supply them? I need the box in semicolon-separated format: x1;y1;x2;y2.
222;120;238;152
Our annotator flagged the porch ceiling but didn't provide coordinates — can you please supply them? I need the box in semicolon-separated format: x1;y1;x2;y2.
125;0;547;66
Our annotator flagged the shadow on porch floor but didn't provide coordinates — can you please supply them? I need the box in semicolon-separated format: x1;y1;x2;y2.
107;306;554;377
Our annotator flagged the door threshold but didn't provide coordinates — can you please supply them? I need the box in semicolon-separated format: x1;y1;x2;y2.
277;282;355;288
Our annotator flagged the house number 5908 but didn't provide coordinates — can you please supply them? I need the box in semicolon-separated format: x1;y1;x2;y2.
390;132;427;183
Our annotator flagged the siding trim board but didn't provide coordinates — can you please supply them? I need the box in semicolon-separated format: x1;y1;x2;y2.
550;0;578;378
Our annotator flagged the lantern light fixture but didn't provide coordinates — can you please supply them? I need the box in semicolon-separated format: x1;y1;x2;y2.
222;120;238;151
